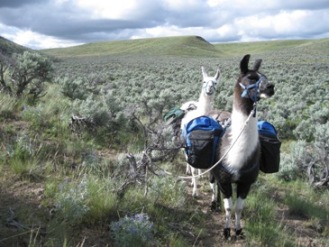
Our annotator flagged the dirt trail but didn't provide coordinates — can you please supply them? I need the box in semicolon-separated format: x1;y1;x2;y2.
185;181;246;247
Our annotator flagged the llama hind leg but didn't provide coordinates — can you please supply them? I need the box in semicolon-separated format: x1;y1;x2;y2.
209;174;221;211
235;183;252;237
209;182;217;210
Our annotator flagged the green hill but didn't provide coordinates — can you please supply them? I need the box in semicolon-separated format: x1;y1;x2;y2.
0;36;31;56
214;38;329;57
41;36;329;59
41;36;220;58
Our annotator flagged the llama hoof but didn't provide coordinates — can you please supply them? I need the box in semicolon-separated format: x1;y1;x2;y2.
224;228;231;240
210;201;220;212
235;228;245;239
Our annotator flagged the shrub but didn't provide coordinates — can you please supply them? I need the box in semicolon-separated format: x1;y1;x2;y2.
54;175;90;225
110;213;154;247
10;51;53;99
59;76;91;101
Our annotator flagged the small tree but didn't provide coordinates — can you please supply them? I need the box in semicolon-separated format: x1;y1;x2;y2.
5;51;53;99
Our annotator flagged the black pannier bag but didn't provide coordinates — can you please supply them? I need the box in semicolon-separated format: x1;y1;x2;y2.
182;116;224;169
258;121;281;173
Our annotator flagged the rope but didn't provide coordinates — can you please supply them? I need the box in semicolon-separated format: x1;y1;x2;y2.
166;106;256;180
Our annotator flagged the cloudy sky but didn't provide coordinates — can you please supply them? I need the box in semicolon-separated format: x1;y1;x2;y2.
0;0;329;50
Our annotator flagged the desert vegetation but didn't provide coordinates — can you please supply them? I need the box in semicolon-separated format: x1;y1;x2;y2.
0;36;328;246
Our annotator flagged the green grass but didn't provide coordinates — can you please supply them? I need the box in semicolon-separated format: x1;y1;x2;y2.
244;180;294;246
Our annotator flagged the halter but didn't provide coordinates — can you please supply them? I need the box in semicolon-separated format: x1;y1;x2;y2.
203;79;217;95
239;75;266;102
239;75;266;117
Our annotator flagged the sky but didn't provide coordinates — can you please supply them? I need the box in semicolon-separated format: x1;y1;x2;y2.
0;0;329;50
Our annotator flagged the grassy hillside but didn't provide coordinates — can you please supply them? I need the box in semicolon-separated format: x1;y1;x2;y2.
0;36;31;55
42;35;329;60
214;38;329;58
42;35;220;57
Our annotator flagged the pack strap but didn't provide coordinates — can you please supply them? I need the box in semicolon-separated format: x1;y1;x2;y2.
165;108;256;180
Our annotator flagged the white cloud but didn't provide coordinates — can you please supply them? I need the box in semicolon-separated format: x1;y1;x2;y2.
216;24;236;38
132;25;201;39
2;28;80;49
232;9;329;41
162;0;202;11
75;0;135;19
0;0;328;49
206;0;226;7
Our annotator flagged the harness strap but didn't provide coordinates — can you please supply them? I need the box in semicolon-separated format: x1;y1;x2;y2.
239;75;265;102
174;108;256;180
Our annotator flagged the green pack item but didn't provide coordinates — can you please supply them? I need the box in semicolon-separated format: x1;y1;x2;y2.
163;106;185;123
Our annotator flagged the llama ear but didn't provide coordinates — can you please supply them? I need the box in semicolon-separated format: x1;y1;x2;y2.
253;59;262;72
214;66;221;81
240;54;250;74
202;66;207;79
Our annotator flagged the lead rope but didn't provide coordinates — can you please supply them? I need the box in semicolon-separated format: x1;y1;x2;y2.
163;104;257;180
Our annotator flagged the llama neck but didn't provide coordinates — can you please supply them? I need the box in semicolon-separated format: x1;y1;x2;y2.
198;93;213;115
231;91;258;142
181;93;213;129
224;93;259;172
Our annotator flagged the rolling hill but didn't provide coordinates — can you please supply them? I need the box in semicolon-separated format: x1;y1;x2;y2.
41;35;329;60
214;38;329;58
41;35;221;58
2;34;328;60
0;36;31;55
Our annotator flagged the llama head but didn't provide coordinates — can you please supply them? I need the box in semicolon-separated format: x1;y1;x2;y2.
238;54;274;102
201;66;221;96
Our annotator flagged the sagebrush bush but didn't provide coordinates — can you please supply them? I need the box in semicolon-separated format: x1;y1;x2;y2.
148;175;187;208
110;213;154;247
59;76;90;100
55;175;90;225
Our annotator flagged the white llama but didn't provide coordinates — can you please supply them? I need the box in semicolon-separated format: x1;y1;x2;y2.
180;66;220;199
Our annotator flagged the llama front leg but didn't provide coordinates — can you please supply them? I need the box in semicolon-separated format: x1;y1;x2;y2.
186;163;191;174
235;197;245;237
223;197;232;239
190;166;199;197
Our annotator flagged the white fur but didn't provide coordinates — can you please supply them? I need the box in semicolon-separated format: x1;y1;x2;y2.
223;198;233;229
224;107;259;178
180;66;220;197
235;197;245;230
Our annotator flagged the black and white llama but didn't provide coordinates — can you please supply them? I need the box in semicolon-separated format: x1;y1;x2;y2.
211;54;275;239
180;66;220;198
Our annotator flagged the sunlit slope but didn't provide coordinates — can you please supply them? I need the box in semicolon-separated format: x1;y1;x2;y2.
214;38;329;58
41;36;221;57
